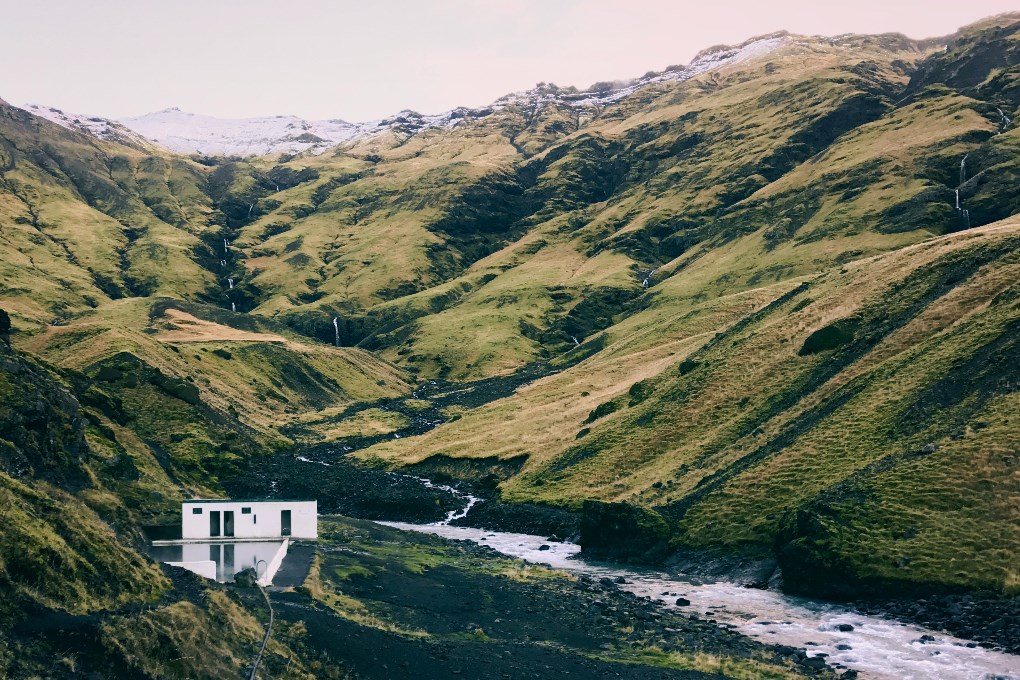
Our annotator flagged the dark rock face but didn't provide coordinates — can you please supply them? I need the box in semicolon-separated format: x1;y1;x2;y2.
223;452;463;523
579;501;671;562
0;308;10;345
0;344;89;488
663;547;780;589
451;498;580;538
776;507;898;601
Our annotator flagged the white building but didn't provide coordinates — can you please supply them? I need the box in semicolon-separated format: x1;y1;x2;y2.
181;500;317;540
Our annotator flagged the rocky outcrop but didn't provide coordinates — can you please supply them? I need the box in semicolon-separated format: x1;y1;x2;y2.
0;343;89;488
579;501;672;562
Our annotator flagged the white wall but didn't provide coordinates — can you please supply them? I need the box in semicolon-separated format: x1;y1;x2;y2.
181;501;317;539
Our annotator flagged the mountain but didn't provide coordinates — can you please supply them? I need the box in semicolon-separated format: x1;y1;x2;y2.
119;108;371;156
29;33;787;159
21;103;156;150
2;12;1020;677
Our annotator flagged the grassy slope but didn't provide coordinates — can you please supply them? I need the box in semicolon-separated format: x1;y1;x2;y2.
0;343;328;679
15;297;409;505
0;102;217;327
238;32;1000;381
0;16;1017;660
364;219;1020;596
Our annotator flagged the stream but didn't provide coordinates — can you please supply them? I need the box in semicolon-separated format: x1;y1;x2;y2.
379;489;1020;680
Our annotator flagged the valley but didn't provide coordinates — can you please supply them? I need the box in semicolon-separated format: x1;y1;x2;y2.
2;11;1020;679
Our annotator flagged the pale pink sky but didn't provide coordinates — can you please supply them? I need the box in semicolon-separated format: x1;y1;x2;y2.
4;0;1018;121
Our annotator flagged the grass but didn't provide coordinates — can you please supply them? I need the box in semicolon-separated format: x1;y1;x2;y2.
295;518;814;677
2;21;1020;673
362;219;1020;594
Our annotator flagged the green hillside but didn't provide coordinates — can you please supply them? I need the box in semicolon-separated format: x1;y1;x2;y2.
2;12;1020;678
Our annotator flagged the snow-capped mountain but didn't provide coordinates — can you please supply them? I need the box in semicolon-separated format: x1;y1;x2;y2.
119;109;378;156
22;104;153;150
22;35;787;157
492;34;787;110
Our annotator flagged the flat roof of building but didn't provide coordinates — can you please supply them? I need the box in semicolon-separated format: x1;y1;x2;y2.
182;499;316;504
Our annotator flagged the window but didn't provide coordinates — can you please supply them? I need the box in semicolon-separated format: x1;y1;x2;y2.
192;507;203;514
241;507;252;514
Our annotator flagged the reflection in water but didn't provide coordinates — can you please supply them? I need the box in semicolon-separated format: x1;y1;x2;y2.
148;541;284;582
382;522;1020;680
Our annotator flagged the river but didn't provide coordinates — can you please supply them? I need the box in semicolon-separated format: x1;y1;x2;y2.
380;491;1020;680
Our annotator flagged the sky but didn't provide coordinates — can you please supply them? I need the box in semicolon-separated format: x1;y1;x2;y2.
4;0;1018;122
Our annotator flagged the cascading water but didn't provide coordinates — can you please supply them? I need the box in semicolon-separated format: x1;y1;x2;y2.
381;483;1020;680
572;336;581;347
223;238;230;255
247;203;255;219
332;317;340;347
231;302;236;312
641;268;657;288
960;154;968;185
997;108;1012;132
227;278;234;290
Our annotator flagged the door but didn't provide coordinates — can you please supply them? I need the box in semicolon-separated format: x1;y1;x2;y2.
223;511;235;537
209;510;221;537
281;509;291;537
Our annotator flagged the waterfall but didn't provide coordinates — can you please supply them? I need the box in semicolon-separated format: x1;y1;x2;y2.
220;259;226;267
572;336;581;347
997;108;1011;131
223;238;229;255
231;302;236;312
962;209;971;229
332;317;340;347
955;189;960;210
960;155;968;185
641;268;657;288
247;203;255;219
227;278;234;290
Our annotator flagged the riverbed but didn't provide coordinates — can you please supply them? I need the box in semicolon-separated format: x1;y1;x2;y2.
381;520;1020;680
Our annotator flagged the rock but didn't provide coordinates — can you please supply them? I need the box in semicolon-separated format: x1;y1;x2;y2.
801;655;828;670
675;598;691;606
836;623;854;632
579;500;671;562
614;576;627;584
919;634;936;643
233;567;259;588
836;644;852;651
841;671;859;679
538;544;550;551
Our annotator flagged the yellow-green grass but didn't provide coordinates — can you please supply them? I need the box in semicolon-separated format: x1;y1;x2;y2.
289;406;410;443
22;298;411;435
363;219;1020;592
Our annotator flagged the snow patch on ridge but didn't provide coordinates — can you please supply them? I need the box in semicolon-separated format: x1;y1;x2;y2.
493;34;788;110
22;104;152;149
119;108;378;157
23;35;786;157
